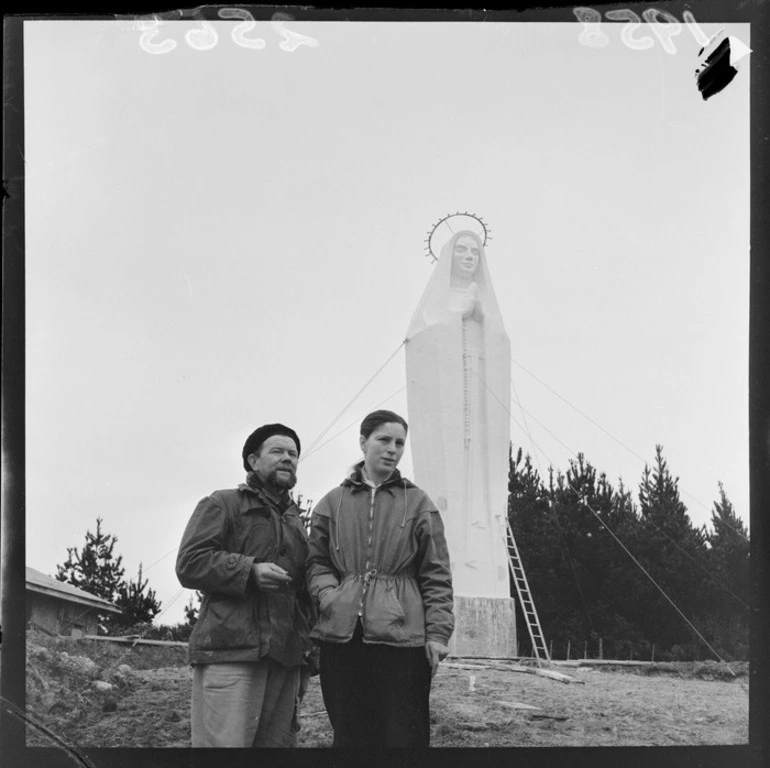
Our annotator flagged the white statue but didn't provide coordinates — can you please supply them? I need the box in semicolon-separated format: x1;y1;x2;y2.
405;230;511;599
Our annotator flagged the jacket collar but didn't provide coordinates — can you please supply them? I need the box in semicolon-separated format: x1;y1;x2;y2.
238;472;295;514
342;461;416;494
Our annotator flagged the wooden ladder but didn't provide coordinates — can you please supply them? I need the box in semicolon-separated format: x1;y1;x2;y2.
504;518;551;666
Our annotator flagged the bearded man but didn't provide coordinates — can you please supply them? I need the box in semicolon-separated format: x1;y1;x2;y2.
176;423;316;747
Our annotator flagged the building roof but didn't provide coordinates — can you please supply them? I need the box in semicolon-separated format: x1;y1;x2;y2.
26;567;122;614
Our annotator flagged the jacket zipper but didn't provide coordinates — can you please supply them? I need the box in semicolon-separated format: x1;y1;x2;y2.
358;487;378;623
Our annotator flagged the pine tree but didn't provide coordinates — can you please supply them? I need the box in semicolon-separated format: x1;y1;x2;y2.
592;479;648;660
508;446;558;655
508;447;552;571
549;454;619;656
705;483;750;659
635;446;708;657
508;446;544;501
606;479;638;531
184;591;203;627
114;563;162;628
56;517;125;603
709;483;749;552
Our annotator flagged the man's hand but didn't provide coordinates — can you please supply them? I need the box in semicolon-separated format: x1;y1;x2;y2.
252;562;292;592
425;639;449;676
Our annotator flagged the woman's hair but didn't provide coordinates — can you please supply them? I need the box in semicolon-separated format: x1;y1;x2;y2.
360;409;408;439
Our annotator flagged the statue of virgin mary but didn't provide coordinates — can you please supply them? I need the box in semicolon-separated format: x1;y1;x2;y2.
405;230;511;599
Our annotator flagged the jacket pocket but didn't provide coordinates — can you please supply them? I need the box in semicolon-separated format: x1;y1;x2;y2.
396;577;426;644
318;584;339;615
194;594;258;650
364;580;408;644
312;578;360;641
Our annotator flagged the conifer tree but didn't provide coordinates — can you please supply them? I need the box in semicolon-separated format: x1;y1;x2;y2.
114;563;162;627
184;591;203;627
635;446;708;656
705;483;750;658
606;479;638;531
507;443;741;661
549;454;618;654
508;447;553;576
709;483;749;555
508;446;559;654
56;516;125;603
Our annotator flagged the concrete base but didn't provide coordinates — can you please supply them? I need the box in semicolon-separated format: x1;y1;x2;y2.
447;595;517;659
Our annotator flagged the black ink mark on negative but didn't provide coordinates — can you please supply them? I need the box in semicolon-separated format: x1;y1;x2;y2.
696;37;737;101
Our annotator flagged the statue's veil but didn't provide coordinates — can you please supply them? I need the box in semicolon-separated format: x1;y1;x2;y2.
404;227;512;598
406;230;505;339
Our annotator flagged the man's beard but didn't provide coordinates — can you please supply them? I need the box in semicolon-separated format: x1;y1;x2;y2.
265;467;297;490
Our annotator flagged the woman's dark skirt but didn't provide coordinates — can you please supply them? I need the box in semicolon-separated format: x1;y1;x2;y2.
318;619;432;747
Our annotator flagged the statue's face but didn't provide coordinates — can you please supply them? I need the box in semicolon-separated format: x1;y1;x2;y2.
452;235;480;277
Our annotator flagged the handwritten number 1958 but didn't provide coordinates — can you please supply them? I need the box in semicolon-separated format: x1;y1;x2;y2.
136;9;319;55
573;7;610;48
573;7;711;54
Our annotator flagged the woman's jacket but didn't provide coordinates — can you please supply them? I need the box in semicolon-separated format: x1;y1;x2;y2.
306;463;454;647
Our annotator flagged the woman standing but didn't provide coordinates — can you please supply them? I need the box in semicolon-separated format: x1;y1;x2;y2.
306;409;454;747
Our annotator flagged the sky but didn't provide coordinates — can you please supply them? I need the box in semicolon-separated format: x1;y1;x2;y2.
23;18;750;627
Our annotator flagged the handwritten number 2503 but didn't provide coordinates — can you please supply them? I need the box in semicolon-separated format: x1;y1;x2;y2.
136;10;319;55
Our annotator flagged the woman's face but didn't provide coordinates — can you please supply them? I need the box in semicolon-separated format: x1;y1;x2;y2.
452;235;480;277
360;422;407;479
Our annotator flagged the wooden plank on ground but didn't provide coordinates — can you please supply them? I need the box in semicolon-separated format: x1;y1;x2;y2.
443;661;583;684
535;668;584;685
568;659;650;667
83;635;188;648
443;661;533;674
497;701;541;711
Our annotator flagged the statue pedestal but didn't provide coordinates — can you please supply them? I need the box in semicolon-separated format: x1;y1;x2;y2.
447;595;517;659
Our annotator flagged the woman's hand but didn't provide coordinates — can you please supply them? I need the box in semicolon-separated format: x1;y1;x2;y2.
425;639;449;676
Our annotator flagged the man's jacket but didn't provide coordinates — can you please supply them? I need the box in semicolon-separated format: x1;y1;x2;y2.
306;463;454;647
176;478;315;667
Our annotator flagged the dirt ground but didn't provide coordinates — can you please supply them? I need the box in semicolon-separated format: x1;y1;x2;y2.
25;630;749;749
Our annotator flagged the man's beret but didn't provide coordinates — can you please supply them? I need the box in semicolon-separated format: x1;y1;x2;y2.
242;423;301;471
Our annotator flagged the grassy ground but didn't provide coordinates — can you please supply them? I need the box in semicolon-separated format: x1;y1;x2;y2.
25;628;749;749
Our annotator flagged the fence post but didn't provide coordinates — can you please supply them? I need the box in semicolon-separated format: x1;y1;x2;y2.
651;643;655;662
599;638;603;660
583;640;587;659
567;640;571;660
549;639;553;660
